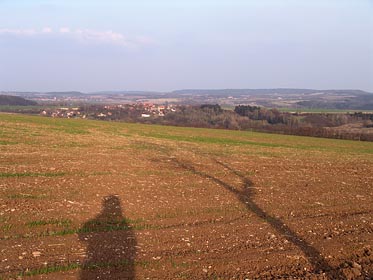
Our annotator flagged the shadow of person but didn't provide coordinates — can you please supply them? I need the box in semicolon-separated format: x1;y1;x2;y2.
79;195;136;280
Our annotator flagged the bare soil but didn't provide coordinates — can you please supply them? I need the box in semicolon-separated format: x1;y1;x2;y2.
0;114;372;279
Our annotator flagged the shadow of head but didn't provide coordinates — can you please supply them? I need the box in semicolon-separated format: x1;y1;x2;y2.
101;195;123;220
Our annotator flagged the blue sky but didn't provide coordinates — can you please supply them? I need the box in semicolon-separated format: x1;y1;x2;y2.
0;0;372;92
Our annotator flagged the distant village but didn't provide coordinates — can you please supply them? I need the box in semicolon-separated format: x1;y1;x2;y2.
40;103;178;121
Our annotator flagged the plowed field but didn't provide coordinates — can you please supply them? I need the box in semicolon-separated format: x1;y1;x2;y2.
1;114;372;279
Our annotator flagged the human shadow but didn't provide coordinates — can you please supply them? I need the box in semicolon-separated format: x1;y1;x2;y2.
79;195;136;280
170;157;345;279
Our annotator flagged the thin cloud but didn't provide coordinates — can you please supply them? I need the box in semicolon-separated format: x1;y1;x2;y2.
42;27;53;33
0;28;37;36
0;27;152;48
73;29;130;47
59;27;70;33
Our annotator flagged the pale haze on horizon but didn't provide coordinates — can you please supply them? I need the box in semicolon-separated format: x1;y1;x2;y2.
0;0;372;92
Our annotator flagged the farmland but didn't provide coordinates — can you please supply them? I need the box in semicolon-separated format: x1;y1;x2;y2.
0;113;372;279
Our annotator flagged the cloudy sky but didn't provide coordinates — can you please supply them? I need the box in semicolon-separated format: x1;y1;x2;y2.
0;0;372;92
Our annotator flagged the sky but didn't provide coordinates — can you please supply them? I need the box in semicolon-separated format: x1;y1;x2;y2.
0;0;372;92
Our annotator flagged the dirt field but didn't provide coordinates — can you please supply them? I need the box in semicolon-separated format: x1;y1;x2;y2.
1;113;373;279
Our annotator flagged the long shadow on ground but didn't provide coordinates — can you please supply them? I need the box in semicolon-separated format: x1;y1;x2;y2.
170;157;345;279
79;195;136;280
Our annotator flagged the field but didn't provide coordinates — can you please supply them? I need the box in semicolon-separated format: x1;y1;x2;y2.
1;113;372;279
278;108;373;114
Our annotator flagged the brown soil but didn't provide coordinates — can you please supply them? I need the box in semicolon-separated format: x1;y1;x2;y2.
0;115;372;279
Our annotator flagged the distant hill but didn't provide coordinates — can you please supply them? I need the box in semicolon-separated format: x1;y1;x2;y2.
0;95;37;106
0;91;85;97
170;88;373;109
2;88;373;109
43;91;85;96
3;88;372;97
171;88;372;96
90;90;162;95
172;88;314;96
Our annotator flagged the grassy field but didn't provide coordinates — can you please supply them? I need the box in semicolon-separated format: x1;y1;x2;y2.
278;108;373;114
1;113;372;279
0;105;56;112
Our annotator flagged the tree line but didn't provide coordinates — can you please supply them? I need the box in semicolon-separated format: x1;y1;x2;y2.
85;104;373;141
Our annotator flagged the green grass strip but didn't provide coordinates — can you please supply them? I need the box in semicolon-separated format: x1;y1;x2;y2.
0;172;66;178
